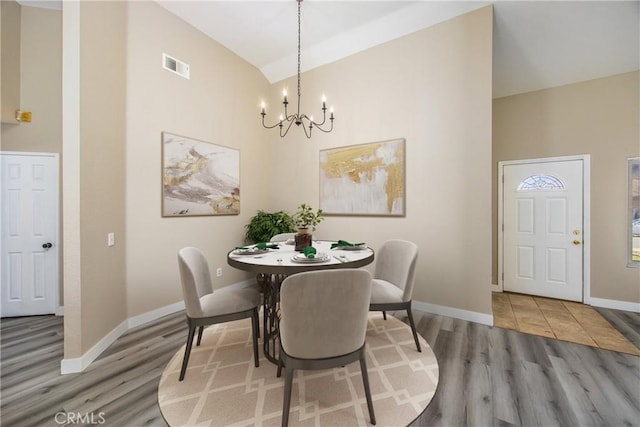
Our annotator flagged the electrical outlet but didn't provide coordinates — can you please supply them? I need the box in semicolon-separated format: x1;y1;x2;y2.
107;232;115;247
216;267;223;277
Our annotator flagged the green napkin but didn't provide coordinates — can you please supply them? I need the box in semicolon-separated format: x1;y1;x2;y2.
255;242;279;250
236;242;279;250
302;246;317;258
331;240;365;249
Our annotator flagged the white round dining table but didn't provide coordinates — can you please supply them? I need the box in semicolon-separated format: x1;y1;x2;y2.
227;240;374;364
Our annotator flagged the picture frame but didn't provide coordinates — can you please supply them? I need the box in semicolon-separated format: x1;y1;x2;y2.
319;138;405;216
161;132;240;217
628;157;639;267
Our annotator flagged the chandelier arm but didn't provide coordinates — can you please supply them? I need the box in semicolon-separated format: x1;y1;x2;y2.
262;115;285;130
313;119;334;134
280;116;297;138
302;121;312;139
310;109;327;127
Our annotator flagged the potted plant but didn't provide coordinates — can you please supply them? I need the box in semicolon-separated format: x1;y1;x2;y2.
244;210;295;244
293;203;324;250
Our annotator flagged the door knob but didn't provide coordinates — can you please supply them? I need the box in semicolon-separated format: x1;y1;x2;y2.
42;242;53;249
572;240;581;245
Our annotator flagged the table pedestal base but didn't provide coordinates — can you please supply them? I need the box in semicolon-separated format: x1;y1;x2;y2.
260;273;286;364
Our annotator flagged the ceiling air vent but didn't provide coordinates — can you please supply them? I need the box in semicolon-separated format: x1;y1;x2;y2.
162;53;190;79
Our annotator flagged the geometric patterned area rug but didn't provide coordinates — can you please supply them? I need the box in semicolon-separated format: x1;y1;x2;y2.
158;313;439;426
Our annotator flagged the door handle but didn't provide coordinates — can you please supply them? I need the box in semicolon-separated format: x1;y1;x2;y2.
572;240;581;245
42;242;53;249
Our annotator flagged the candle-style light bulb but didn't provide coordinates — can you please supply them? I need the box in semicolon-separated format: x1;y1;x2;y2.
260;101;266;114
321;94;326;109
279;113;284;122
283;89;288;103
330;107;334;120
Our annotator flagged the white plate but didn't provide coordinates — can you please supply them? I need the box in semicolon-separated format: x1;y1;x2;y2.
234;248;269;255
291;253;330;263
334;245;366;251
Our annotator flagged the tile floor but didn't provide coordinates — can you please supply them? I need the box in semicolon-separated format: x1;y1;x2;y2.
492;292;640;355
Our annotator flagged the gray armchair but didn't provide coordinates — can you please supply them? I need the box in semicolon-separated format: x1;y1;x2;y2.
177;247;260;381
277;269;376;427
369;239;422;352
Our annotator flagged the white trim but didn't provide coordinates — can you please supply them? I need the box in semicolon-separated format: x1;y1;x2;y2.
127;301;185;330
589;297;640;313
60;318;128;374
413;300;494;326
59;279;257;374
491;283;500;292
55;306;64;316
498;154;591;303
0;151;59;157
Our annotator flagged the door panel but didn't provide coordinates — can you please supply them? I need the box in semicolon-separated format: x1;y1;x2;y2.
1;153;58;316
503;159;583;301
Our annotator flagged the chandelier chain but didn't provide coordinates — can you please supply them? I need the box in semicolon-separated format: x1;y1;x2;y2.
297;0;301;100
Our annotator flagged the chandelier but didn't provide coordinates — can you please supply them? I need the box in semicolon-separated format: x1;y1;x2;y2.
260;0;334;138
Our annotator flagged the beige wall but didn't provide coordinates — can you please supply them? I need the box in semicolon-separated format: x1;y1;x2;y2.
63;1;128;357
1;0;20;124
1;5;62;151
493;71;640;304
124;2;270;317
267;7;494;315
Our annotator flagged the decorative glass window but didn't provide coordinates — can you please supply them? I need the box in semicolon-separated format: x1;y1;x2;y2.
517;175;565;191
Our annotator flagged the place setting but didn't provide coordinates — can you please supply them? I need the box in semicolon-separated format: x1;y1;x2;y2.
232;242;280;256
290;246;330;263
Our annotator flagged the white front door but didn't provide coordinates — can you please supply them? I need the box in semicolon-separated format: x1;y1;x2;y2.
1;152;59;316
502;159;584;301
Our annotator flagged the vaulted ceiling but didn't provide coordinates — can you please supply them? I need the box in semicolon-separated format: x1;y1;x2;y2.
156;1;639;98
18;0;640;98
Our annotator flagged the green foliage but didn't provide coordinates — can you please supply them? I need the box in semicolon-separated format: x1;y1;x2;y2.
245;210;295;243
293;203;324;230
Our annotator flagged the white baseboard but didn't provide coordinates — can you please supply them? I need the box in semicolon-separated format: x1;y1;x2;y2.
59;279;257;374
127;301;185;329
55;305;64;316
60;318;128;374
413;300;494;326
491;283;500;292
588;297;640;313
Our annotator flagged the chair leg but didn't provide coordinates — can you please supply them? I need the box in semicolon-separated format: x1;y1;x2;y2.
406;307;421;352
251;309;260;367
359;354;376;425
196;326;204;346
277;342;284;378
382;311;387;320
256;306;261;339
179;325;197;381
281;365;294;427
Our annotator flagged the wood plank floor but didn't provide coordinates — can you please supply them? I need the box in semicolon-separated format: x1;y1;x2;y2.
1;307;639;426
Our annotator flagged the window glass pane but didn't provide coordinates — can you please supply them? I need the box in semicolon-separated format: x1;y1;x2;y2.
517;175;565;191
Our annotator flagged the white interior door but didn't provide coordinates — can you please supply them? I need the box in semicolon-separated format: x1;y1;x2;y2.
1;152;59;316
502;159;584;301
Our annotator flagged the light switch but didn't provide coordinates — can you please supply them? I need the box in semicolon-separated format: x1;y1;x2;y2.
107;232;115;247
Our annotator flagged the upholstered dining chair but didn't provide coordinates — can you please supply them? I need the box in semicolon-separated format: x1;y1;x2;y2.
177;247;260;381
269;232;296;242
369;239;422;352
277;269;376;427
